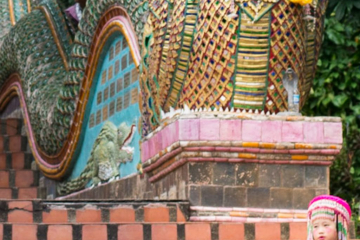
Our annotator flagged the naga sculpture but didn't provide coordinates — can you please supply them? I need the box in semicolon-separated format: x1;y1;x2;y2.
0;0;328;193
0;0;147;180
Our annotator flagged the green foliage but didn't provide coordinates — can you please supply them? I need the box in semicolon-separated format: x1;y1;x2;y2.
303;1;360;124
302;0;360;232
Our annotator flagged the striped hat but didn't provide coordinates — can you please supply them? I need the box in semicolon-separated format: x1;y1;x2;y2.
307;195;351;240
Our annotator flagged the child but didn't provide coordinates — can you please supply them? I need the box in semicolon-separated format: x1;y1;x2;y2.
307;195;352;240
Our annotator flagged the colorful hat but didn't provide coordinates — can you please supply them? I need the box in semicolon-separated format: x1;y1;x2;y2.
307;195;352;240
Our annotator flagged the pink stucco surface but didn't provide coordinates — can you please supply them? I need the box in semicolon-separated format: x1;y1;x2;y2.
153;133;162;157
242;121;262;142
140;117;343;162
303;122;324;143
220;120;242;141
161;121;179;149
179;119;200;140
282;122;304;142
141;140;149;162
200;119;220;140
148;136;157;159
261;121;282;143
324;122;343;144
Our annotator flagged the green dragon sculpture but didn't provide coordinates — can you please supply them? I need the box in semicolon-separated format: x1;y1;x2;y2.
57;121;136;195
0;0;329;181
0;0;147;155
0;0;147;178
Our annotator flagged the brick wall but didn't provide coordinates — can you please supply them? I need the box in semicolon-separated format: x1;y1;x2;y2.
0;222;308;240
188;162;328;209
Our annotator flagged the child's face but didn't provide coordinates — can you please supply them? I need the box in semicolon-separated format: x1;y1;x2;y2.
312;218;337;240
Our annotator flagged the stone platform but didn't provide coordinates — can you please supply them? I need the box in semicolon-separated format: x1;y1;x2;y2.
59;112;343;224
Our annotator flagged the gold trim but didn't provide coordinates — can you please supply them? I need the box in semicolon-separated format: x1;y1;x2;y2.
37;6;69;70
27;0;31;13
8;0;16;25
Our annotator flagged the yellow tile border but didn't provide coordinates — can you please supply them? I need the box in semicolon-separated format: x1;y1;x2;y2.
291;155;309;160
230;212;249;217
242;142;260;148
238;153;257;159
8;0;15;25
27;0;31;13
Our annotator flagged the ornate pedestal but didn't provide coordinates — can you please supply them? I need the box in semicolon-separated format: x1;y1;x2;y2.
140;111;342;222
59;110;342;225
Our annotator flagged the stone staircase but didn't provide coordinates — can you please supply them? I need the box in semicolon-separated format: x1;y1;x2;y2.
0;198;311;240
0;118;352;240
0;119;40;200
0;200;190;240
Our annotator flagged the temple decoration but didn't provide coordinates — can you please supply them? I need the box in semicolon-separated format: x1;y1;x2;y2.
0;0;146;178
0;0;31;44
140;0;329;133
0;0;333;204
289;0;313;6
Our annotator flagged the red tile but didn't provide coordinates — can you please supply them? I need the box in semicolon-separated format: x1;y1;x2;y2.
76;209;102;223
82;225;107;240
18;188;37;199
15;170;34;187
0;154;6;169
8;201;33;211
152;224;177;240
12;153;25;169
144;207;169;222
0;136;5;152
185;223;211;240
9;136;23;152
289;222;307;240
0;189;12;199
43;209;68;223
219;223;244;240
118;224;143;240
48;225;73;240
109;207;135;223
0;171;9;187
177;208;186;223
255;223;281;240
12;224;37;240
8;210;33;223
6;119;20;136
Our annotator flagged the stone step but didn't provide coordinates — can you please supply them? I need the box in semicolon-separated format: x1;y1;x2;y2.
0;119;23;137
0;135;28;153
0;152;34;170
0;187;40;200
0;201;357;240
0;200;188;225
0;170;39;188
0;222;312;240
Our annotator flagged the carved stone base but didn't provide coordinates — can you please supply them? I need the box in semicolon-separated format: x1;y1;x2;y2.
60;112;343;223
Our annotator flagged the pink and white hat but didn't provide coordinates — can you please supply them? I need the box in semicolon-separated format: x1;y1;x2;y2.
307;195;352;240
